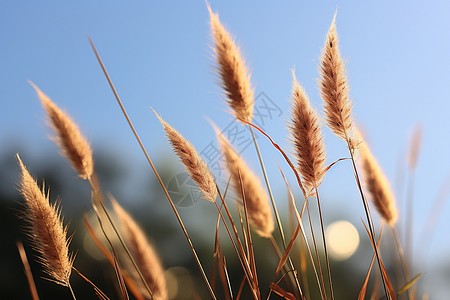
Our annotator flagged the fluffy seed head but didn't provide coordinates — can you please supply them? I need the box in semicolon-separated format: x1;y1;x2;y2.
217;132;274;237
113;200;168;300
154;110;217;203
30;82;94;179
208;4;254;123
17;154;73;286
290;71;327;197
319;15;354;143
355;130;398;226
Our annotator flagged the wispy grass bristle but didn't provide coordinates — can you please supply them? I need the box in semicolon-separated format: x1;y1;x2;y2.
290;70;327;197
16;154;73;286
355;129;398;226
208;4;254;123
216;131;274;238
319;14;354;144
408;124;422;171
29;82;94;180
154;110;217;203
112;200;168;300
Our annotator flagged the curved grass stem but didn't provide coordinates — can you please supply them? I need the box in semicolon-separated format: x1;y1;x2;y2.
88;37;217;300
87;176;151;299
392;226;412;300
314;187;334;300
349;147;390;300
68;282;77;300
249;126;303;298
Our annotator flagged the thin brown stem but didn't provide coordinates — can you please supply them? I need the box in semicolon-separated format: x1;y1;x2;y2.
315;187;334;300
68;282;77;300
87;176;151;299
213;192;259;300
89;190;129;300
349;147;390;300
268;235;296;295
306;199;327;300
392;226;412;300
88;37;216;300
16;241;39;300
249;126;303;297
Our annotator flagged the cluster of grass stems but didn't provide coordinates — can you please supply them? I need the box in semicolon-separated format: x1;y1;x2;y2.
14;4;439;300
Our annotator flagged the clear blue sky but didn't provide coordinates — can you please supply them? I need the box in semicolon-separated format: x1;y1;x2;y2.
2;1;450;296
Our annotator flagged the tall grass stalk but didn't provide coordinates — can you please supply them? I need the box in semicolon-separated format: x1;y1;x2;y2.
249;127;303;297
88;37;217;300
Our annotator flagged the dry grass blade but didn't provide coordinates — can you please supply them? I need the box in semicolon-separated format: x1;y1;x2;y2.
212;214;233;300
358;225;383;300
358;251;375;300
398;273;424;295
241;120;307;197
83;213;143;300
362;221;397;300
355;129;398;226
217;132;274;237
16;241;40;300
112;200;168;300
72;267;110;300
154;110;217;203
319;14;354;144
269;283;296;300
207;3;254;123
275;223;300;278
88;37;217;300
290;70;326;197
280;168;325;300
16;154;73;287
215;188;259;300
29;82;94;180
237;171;261;298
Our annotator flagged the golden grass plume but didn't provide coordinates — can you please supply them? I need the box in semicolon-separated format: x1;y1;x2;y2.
355;129;398;226
216;130;274;237
208;4;254;123
16;154;73;286
154;110;217;203
319;14;354;144
112;200;168;300
289;70;327;197
30;82;94;180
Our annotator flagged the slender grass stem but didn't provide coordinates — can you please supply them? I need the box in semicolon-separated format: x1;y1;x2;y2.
16;241;40;300
392;226;412;300
68;282;77;300
249;126;303;297
88;37;217;300
89;189;129;300
314;187;334;300
268;235;296;294
282;168;324;300
87;176;151;299
214;189;259;300
404;171;415;272
349;147;390;300
306;199;327;300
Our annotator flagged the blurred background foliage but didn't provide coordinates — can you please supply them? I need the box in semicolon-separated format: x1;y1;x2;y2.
1;141;448;299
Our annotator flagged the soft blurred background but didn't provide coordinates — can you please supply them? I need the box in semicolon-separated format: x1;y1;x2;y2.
1;1;450;299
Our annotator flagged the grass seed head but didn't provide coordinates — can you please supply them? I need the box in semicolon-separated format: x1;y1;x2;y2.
30;82;94;180
208;4;254;123
17;154;73;286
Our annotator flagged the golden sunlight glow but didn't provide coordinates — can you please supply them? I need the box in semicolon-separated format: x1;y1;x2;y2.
326;220;360;261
